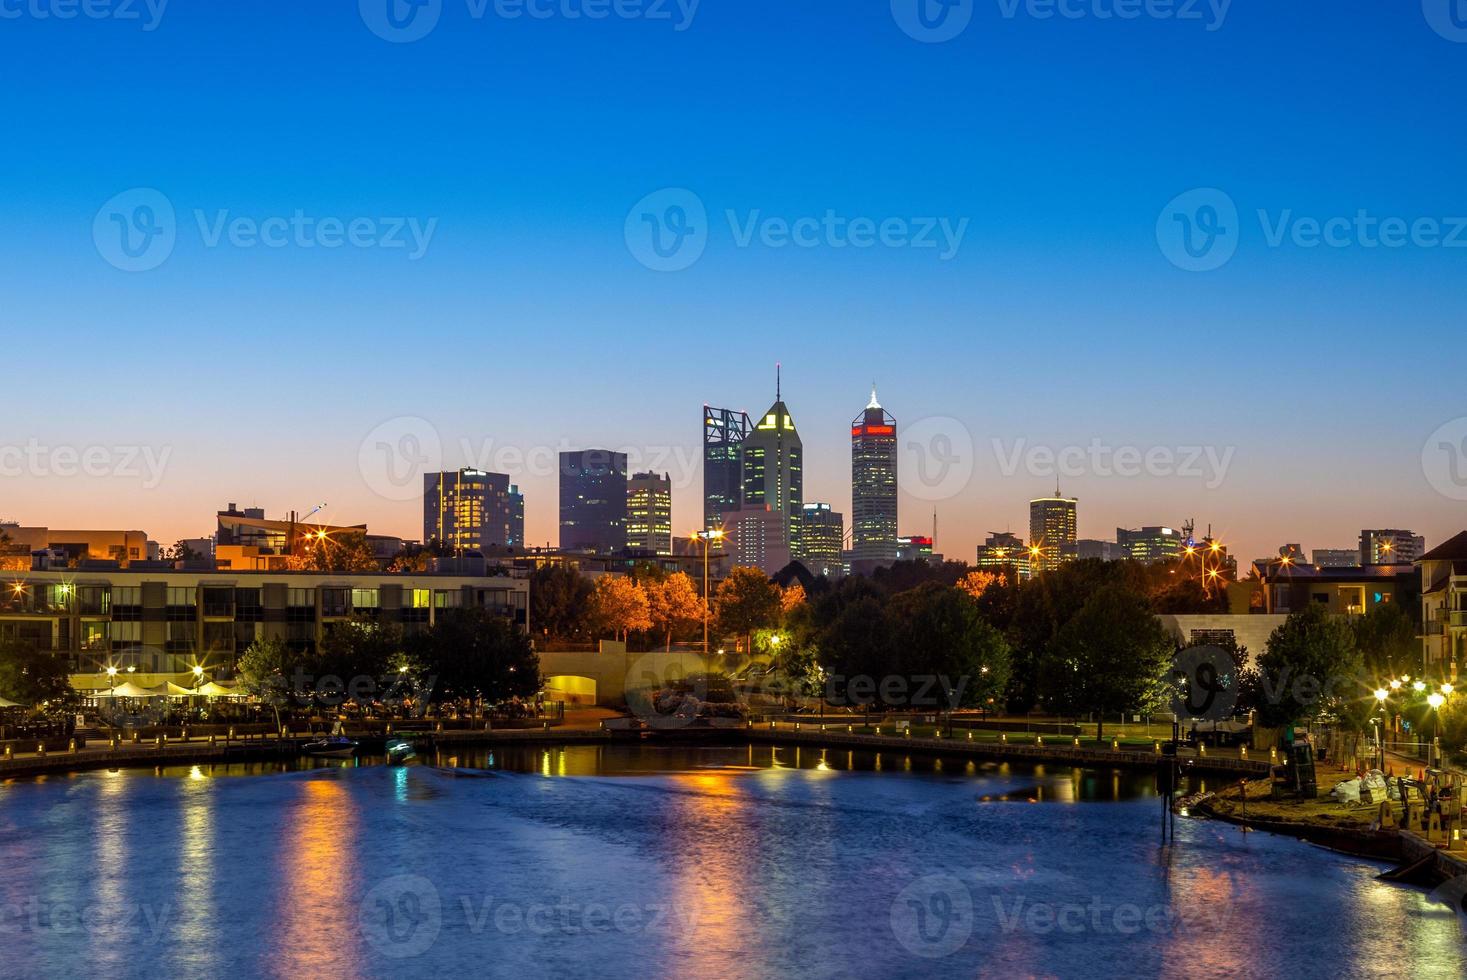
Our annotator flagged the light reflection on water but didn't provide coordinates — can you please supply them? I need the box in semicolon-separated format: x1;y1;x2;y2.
0;742;1463;980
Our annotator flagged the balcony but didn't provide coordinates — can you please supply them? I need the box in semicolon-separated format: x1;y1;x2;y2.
1451;611;1467;628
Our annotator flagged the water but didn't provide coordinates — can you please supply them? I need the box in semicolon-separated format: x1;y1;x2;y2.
1;743;1462;979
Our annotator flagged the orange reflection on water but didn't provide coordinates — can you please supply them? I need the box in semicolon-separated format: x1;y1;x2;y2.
1157;858;1251;976
276;777;361;979
658;770;752;975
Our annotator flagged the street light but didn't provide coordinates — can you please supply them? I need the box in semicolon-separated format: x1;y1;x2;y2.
696;528;725;656
106;664;118;697
191;664;205;692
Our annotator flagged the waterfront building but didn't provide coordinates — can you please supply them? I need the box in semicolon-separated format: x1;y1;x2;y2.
627;471;673;555
798;503;844;578
741;370;803;560
0;567;529;681
1029;490;1078;573
1418;531;1467;680
559;450;628;554
1117;526;1185;564
1360;529;1426;565
423;469;525;555
850;386;898;568
976;531;1032;580
702;406;752;531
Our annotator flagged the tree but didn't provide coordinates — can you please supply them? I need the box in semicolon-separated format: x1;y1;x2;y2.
236;636;300;728
0;639;73;708
645;572;705;651
413;607;540;709
1038;583;1174;740
819;594;895;710
956;570;1003;602
715;567;782;655
308;618;404;709
1354;601;1417;678
889;583;1011;710
781;582;806;615
1255;604;1361;729
163;540;202;562
530;564;594;643
287;531;379;572
589;575;652;642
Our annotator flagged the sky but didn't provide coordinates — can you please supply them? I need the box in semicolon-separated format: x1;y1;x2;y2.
2;1;1465;564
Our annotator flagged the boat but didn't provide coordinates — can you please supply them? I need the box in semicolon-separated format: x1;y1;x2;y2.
386;738;417;765
301;735;359;758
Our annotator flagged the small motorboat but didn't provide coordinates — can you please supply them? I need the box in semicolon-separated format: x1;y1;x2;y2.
302;735;359;758
386;738;417;765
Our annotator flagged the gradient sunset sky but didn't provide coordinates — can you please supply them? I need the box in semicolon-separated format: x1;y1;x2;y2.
2;2;1464;563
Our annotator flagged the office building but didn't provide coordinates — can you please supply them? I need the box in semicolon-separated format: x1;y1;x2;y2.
424;469;524;555
702;406;752;531
850;385;898;567
741;369;803;559
976;531;1032;580
627;471;673;555
721;504;790;577
1077;539;1128;562
1360;529;1426;565
897;535;942;563
798;503;845;578
1029;489;1078;573
559;450;628;554
1116;526;1185;564
1313;548;1358;568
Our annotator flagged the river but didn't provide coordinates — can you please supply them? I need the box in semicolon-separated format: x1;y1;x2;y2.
1;742;1462;978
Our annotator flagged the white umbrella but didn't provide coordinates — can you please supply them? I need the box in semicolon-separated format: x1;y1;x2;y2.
0;696;26;709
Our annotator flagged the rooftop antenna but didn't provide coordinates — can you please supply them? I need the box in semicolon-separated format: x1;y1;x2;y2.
776;362;781;400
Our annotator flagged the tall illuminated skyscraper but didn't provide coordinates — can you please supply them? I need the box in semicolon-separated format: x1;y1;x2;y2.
851;384;897;569
559;450;628;554
799;502;845;578
423;469;523;554
741;367;803;558
703;406;752;531
1029;488;1078;573
627;471;673;555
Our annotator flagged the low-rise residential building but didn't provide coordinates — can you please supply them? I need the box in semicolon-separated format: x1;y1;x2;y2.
1418;531;1467;681
0;525;151;569
1253;561;1414;616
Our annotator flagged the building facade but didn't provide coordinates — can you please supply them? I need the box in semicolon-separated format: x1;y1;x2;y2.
721;505;790;577
0;525;151;570
1077;539;1128;562
741;376;803;561
1418;531;1467;681
1029;491;1078;573
0;568;529;680
627;471;673;555
976;531;1032;580
1313;548;1359;568
1117;526;1184;564
424;469;525;555
559;450;628;554
850;386;898;568
798;503;844;578
702;406;752;531
1360;529;1426;565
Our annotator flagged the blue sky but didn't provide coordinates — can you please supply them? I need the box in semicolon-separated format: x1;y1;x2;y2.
2;1;1465;562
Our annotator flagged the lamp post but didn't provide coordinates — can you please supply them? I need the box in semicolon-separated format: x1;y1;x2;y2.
191;664;205;693
697;528;725;656
1374;688;1389;770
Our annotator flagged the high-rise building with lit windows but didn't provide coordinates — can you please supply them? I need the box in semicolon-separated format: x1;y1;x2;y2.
703;406;752;531
1359;529;1426;565
627;471;673;555
975;531;1032;580
1117;526;1184;564
798;502;844;578
851;385;898;569
424;469;524;554
1029;489;1077;573
741;369;803;559
559;450;628;554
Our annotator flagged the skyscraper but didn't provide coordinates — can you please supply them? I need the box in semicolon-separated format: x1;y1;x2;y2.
741;368;803;559
975;531;1032;580
1117;526;1184;564
1359;529;1426;565
798;502;844;578
1029;488;1077;573
702;406;752;531
558;450;628;554
851;384;898;569
423;469;524;554
627;471;673;555
722;504;790;577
